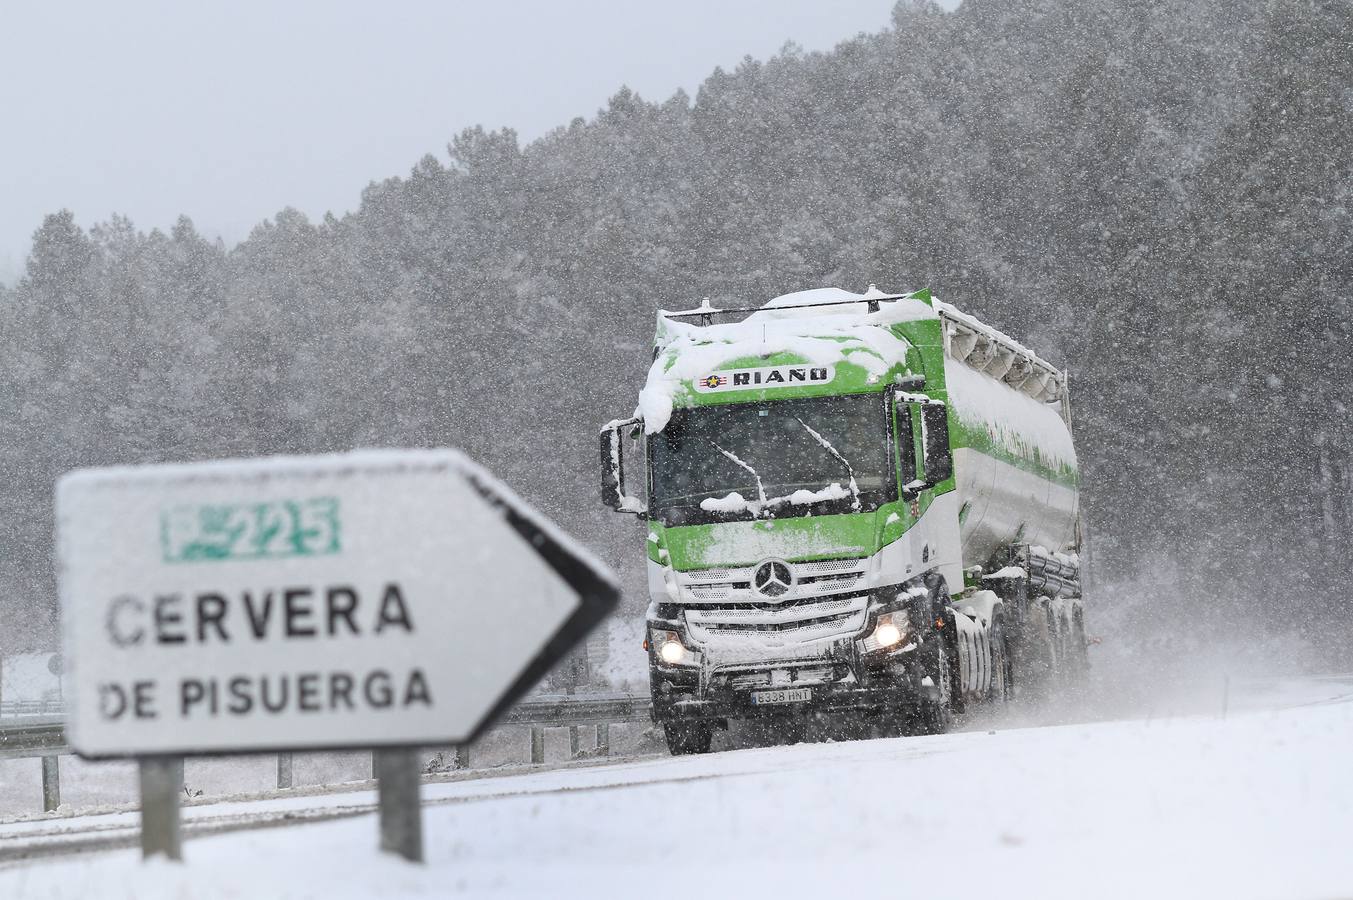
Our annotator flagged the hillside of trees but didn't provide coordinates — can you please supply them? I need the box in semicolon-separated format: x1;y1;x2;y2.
1;0;1349;660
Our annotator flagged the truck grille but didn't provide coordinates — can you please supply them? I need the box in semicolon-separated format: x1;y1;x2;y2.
684;593;869;655
677;557;870;604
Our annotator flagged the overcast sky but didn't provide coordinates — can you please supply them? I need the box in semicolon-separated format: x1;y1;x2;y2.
0;1;958;284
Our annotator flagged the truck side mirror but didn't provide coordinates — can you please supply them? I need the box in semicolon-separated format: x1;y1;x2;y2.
894;389;953;492
599;417;648;516
920;403;953;485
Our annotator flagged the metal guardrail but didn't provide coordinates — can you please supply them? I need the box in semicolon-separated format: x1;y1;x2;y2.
0;700;66;718
504;692;652;727
508;692;653;767
0;692;652;815
0;718;67;760
0;718;67;813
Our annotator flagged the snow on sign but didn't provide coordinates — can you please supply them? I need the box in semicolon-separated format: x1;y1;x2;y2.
57;449;619;758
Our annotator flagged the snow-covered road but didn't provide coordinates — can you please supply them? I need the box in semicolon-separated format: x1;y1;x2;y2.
2;676;1351;899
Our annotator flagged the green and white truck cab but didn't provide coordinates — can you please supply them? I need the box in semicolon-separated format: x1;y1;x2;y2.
601;287;1086;754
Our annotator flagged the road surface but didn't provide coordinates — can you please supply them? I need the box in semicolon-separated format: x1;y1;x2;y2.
1;675;1350;899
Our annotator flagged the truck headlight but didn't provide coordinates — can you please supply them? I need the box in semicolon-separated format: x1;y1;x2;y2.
660;638;686;664
861;612;913;654
875;616;904;648
651;629;698;666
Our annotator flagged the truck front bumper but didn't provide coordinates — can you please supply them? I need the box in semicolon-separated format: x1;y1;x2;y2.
649;650;932;724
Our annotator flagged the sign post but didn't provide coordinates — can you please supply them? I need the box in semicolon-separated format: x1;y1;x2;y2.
375;748;423;862
139;756;183;859
57;449;619;862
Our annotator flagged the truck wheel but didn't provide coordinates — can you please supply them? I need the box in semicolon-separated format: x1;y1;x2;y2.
1014;598;1055;697
664;721;713;755
989;618;1014;703
930;580;966;716
912;642;954;735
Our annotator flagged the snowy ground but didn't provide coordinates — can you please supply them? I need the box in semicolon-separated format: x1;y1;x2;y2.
1;675;1351;899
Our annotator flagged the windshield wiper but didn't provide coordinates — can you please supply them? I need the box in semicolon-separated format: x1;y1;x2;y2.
794;417;862;511
706;440;767;513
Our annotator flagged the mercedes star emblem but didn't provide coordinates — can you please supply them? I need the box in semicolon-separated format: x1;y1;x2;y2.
752;560;793;598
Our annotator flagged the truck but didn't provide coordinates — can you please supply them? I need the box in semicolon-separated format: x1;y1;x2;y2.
599;286;1087;754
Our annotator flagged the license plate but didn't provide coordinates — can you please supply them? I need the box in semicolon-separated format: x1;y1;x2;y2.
751;687;812;705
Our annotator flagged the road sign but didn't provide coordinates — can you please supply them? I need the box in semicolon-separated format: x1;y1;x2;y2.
57;449;620;759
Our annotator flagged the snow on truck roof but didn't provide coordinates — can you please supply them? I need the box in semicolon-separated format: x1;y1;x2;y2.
638;286;1068;433
658;286;936;326
640;288;929;433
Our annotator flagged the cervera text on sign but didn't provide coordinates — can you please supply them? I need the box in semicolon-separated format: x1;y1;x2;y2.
103;583;413;647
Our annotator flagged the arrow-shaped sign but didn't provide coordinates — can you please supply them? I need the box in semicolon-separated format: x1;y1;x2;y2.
57;449;619;758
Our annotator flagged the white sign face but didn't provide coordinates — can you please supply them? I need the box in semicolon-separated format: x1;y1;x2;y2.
692;364;835;393
58;450;617;757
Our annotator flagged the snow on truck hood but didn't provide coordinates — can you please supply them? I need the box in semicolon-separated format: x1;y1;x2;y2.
638;288;934;434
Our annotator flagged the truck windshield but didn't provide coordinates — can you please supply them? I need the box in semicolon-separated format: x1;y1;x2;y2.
649;393;892;525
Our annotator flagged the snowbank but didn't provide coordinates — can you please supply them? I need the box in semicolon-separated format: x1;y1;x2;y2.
6;685;1352;899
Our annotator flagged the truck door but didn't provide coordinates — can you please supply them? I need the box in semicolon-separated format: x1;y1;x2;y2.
894;392;963;594
894;403;919;494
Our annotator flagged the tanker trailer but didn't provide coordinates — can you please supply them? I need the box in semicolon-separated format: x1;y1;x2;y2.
599;286;1087;754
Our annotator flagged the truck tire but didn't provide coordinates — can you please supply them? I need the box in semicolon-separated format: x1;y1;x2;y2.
1014;598;1056;698
943;611;966;716
664;721;713;755
927;579;966;717
988;617;1014;703
911;640;954;735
